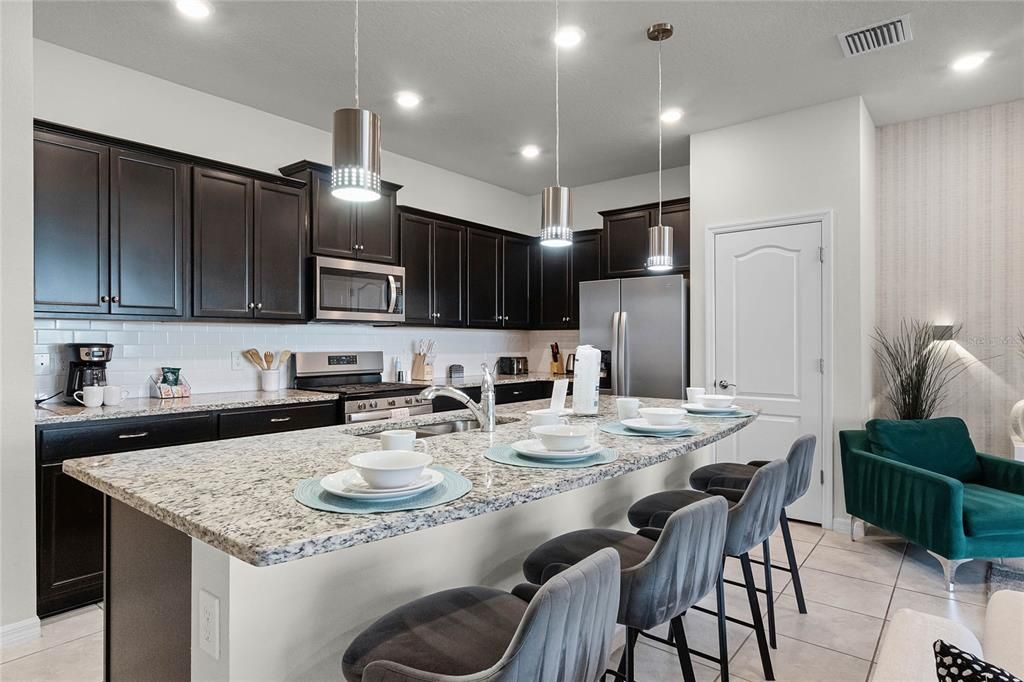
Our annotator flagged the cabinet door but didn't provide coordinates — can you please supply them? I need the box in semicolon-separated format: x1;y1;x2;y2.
399;213;434;324
466;228;502;328
432;222;466;327
570;232;601;328
109;149;187;316
602;208;651;278
662;202;691;271
33;132;110;314
310;171;357;259
254;181;306;320
538;245;571;328
356;183;398;264
502;235;532;328
37;463;104;617
192;168;254;318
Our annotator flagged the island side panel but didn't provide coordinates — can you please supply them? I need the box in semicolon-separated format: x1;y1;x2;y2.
106;497;192;681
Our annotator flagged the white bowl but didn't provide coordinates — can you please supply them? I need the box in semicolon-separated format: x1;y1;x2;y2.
529;425;592;452
348;450;433;489
638;407;687;426
699;394;735;409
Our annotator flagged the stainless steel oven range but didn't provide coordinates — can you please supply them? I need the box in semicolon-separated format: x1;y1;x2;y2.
293;351;432;424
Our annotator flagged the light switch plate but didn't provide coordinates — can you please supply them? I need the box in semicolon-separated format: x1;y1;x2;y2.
231;351;244;371
34;353;51;375
198;589;220;660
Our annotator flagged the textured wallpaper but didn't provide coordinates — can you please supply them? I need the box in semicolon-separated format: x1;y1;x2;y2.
876;99;1024;455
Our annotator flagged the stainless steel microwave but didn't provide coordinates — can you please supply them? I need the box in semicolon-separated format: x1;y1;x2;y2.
312;257;405;323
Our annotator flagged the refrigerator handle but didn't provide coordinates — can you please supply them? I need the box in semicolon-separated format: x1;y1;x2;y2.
619;311;628;395
610;311;620;395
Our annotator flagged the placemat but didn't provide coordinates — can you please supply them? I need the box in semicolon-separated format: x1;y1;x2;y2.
600;421;703;439
485;445;618;469
294;466;471;514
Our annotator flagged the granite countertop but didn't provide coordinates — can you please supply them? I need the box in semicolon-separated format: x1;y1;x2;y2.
413;371;572;388
34;389;339;425
64;395;755;567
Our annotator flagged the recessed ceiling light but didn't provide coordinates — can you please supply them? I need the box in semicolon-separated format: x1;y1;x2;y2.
394;91;422;109
174;0;213;20
554;26;584;49
660;108;683;123
520;144;541;159
950;51;991;73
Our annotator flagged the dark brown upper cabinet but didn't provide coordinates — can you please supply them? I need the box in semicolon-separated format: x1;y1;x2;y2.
570;230;601;327
535;243;572;329
279;160;401;264
193;168;306;320
466;228;502;328
34;132;188;317
399;210;465;327
599;198;690;278
501;234;533;328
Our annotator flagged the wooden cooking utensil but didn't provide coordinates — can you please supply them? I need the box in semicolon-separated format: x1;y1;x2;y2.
243;348;265;370
264;351;274;370
276;350;292;370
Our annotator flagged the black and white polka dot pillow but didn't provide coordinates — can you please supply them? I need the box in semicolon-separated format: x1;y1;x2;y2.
934;640;1023;682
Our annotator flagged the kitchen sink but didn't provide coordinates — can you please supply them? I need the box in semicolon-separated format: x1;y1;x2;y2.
359;417;517;440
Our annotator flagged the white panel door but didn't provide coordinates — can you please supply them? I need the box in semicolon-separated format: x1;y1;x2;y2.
712;221;824;523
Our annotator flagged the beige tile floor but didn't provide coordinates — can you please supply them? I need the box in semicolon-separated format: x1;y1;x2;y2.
0;523;1004;681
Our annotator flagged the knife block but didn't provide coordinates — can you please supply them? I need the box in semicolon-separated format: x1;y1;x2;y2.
411;353;433;381
549;359;564;375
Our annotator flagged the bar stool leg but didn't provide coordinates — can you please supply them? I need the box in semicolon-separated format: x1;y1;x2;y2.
670;617;697;682
740;553;775;681
780;509;808;614
616;628;639;682
716;566;730;682
762;539;777;649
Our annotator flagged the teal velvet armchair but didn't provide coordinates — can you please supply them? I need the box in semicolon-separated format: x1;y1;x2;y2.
840;417;1024;590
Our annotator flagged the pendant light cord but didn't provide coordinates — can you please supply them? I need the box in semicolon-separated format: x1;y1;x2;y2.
354;0;359;108
657;35;663;226
554;0;560;188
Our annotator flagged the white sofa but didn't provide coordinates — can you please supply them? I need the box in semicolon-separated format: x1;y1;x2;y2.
873;590;1024;681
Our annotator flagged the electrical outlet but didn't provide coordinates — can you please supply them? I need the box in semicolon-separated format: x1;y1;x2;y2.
34;353;52;376
231;351;244;371
198;589;220;660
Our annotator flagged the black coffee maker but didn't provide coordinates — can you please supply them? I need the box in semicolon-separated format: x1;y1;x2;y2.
64;343;114;404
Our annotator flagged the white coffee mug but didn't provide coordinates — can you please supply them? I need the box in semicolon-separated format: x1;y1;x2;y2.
616;397;644;420
686;387;706;402
379;430;428;452
103;385;130;406
74;385;104;408
528;410;569;427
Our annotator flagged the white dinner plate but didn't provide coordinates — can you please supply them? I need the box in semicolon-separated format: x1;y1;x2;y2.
320;468;443;500
681;402;743;415
621;418;694;434
510;439;604;461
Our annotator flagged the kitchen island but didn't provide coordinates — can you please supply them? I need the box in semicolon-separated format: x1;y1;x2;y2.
65;394;755;680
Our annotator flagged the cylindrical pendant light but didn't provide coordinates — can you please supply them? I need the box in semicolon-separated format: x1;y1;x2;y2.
331;0;382;202
645;22;673;272
540;0;573;247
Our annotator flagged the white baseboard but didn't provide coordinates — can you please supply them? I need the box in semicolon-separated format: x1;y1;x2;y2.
832;515;852;535
1;616;41;647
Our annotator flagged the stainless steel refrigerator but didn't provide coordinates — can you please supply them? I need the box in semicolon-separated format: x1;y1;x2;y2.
579;275;687;399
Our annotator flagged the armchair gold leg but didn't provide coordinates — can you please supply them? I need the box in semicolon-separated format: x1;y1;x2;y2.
926;551;969;592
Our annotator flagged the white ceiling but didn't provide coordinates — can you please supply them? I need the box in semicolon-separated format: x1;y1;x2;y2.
33;1;1024;194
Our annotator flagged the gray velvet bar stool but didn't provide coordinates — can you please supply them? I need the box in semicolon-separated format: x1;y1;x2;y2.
341;548;620;682
519;496;729;682
689;434;817;627
627;459;789;681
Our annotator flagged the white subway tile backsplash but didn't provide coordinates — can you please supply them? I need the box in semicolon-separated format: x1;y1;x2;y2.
34;318;573;397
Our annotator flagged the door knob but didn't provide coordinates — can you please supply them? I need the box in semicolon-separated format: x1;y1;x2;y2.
717;380;736;390
112;296;120;303
100;295;110;303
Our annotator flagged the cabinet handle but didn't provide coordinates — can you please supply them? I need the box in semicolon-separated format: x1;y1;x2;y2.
248;302;255;310
256;303;263;310
512;390;522;395
118;432;149;439
270;417;292;423
101;295;110;303
112;296;120;303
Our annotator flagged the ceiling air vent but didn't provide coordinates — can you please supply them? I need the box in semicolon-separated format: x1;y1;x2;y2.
837;14;913;57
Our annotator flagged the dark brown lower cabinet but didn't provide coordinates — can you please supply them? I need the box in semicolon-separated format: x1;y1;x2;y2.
37;463;105;617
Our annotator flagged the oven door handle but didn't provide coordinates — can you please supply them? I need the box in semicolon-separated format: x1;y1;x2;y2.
386;275;397;313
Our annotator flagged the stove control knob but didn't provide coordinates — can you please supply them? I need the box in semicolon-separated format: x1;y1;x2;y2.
387;399;396;407
369;400;378;409
357;402;366;410
404;397;414;405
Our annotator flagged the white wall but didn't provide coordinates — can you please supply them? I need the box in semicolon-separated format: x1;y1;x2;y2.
33;40;535;235
528;165;689;231
689;96;876;527
0;0;39;639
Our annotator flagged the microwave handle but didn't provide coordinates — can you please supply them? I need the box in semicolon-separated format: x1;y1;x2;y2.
386;275;398;313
